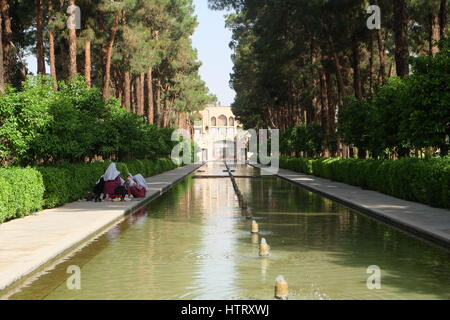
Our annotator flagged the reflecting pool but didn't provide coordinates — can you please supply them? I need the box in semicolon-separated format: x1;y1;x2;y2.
8;163;450;300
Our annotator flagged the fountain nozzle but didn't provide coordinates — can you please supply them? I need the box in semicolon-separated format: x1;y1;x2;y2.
251;220;259;233
259;237;270;257
274;275;289;300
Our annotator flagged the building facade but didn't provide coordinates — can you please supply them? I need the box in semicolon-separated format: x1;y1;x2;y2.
193;106;247;162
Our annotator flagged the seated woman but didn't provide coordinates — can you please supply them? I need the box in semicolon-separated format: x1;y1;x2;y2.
126;173;147;198
100;163;125;200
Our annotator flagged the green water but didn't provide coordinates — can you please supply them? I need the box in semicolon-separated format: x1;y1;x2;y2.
8;163;450;300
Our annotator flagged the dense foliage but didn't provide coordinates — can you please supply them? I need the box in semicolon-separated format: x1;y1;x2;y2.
1;0;216;127
0;76;176;165
280;123;323;158
280;156;450;209
210;0;449;158
0;166;45;223
338;38;450;158
0;158;178;223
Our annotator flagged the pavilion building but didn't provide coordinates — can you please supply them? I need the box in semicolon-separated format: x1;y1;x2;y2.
193;105;248;162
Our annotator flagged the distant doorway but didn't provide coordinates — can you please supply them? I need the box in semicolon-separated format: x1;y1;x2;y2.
213;140;235;160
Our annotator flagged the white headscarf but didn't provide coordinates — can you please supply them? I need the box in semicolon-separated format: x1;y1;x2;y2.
133;174;147;189
103;163;121;181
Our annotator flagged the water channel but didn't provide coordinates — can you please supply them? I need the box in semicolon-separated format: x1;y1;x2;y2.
8;163;450;300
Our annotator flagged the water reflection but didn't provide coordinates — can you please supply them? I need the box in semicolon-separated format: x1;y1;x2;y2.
191;177;238;299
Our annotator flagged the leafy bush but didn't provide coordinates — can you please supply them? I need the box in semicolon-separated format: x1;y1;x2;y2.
0;76;55;165
0;76;176;165
280;156;314;174
126;159;145;176
280;123;323;157
0;167;45;223
280;156;450;209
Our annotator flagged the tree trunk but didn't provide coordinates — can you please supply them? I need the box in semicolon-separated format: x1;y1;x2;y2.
68;0;77;78
1;0;14;83
123;71;131;110
135;73;142;115
156;77;162;126
329;38;345;106
132;76;138;114
48;0;57;88
35;0;45;74
112;67;122;99
351;40;363;100
85;40;91;87
101;12;120;99
429;11;441;56
377;30;386;85
373;0;385;85
393;0;409;78
146;68;154;124
388;61;394;77
135;75;141;114
139;72;145;115
163;97;169;127
440;0;449;38
325;70;336;156
369;33;374;95
319;65;329;157
309;38;320;123
0;11;4;93
163;97;173;128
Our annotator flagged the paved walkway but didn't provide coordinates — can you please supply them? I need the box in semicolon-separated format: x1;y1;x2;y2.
0;163;203;293
255;164;450;250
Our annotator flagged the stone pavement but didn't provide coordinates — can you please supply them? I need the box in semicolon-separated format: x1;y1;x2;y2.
0;163;203;293
255;164;450;250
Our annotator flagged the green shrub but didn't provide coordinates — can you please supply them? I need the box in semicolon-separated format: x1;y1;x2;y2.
0;76;176;166
0;167;44;223
140;159;154;177
126;159;145;176
280;156;450;209
36;166;71;208
115;162;129;178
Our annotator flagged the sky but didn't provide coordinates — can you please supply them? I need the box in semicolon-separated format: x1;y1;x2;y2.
25;0;235;106
191;0;235;106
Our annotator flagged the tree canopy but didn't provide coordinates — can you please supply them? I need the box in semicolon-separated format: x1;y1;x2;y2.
209;0;449;158
1;0;216;129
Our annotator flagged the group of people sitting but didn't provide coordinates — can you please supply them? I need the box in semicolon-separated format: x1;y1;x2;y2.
89;163;147;202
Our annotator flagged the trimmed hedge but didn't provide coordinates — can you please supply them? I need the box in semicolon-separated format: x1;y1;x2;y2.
36;162;108;208
280;156;450;209
0;158;179;223
0;167;45;223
